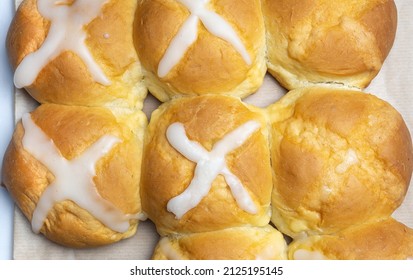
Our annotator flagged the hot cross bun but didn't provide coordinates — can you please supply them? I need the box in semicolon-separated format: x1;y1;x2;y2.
2;0;412;260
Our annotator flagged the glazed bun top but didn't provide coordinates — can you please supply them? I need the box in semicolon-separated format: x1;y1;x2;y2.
133;0;267;102
140;95;273;235
262;0;397;90
268;87;413;237
7;0;146;109
2;103;146;247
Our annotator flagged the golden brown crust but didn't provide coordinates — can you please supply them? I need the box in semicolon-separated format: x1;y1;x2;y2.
262;0;397;89
133;0;266;101
361;0;397;60
152;225;287;260
268;87;413;237
140;95;272;235
288;218;413;260
7;0;146;109
3;0;410;259
2;104;146;248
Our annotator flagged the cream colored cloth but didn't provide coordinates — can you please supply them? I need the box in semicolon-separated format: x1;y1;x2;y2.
11;0;413;259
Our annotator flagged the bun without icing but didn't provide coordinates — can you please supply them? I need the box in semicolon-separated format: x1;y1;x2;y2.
152;225;287;260
262;0;397;90
140;95;272;235
2;104;147;248
7;0;146;109
268;87;413;238
133;0;266;102
288;218;413;260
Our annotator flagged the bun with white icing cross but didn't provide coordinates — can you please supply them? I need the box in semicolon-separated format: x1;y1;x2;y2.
7;0;146;109
140;95;272;235
268;87;413;238
133;0;266;102
2;104;147;248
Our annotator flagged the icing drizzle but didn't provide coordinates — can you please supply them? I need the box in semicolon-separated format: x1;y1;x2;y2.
21;113;138;233
157;0;251;78
166;121;259;219
14;0;111;89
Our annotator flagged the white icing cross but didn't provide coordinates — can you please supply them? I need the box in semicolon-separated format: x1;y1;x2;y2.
14;0;110;89
157;0;252;77
21;113;137;233
166;121;259;219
